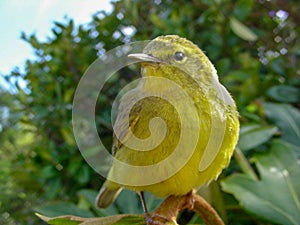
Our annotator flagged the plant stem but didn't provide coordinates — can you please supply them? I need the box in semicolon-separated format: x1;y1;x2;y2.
234;147;258;180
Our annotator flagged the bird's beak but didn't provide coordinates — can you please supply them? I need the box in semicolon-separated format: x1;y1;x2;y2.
128;53;162;63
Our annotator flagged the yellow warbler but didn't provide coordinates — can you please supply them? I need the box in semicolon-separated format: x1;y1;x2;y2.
96;35;239;213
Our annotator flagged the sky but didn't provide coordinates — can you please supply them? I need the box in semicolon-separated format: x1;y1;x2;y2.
0;0;113;89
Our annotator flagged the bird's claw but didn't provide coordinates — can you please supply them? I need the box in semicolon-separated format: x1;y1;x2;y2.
184;190;195;210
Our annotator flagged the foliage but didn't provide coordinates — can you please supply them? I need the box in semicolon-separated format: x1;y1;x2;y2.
1;0;299;224
222;140;300;225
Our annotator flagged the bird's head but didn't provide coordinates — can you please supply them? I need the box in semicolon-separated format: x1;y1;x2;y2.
128;35;218;85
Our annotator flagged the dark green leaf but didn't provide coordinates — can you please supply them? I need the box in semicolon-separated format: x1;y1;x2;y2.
270;58;285;75
115;189;141;214
77;189;98;206
44;178;61;199
75;164;90;184
54;21;66;29
36;213;145;225
222;140;300;225
267;85;300;103
233;0;254;20
264;103;300;148
35;202;94;218
77;189;120;216
238;124;278;151
216;58;231;75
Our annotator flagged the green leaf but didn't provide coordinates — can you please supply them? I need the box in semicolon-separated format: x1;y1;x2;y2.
106;215;145;225
48;218;81;225
35;202;94;218
44;178;61;199
264;103;300;148
78;189;99;206
149;14;166;29
143;192;163;212
36;213;146;225
54;21;66;29
115;189;141;214
233;0;254;20
229;17;258;41
77;189;120;216
60;126;76;146
238;124;278;151
216;58;231;75
270;58;285;75
75;164;90;184
267;85;300;103
222;140;300;225
224;70;250;83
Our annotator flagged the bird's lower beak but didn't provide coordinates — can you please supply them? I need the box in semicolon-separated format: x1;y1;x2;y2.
128;53;161;63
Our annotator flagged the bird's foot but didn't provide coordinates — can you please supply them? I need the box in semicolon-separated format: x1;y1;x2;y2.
144;213;176;225
183;190;195;210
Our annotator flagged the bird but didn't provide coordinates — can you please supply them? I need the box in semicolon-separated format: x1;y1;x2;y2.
96;35;239;220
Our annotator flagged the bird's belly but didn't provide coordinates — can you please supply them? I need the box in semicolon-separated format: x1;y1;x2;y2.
110;121;237;197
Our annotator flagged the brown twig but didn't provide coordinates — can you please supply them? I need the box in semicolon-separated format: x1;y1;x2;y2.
148;191;225;225
192;194;225;225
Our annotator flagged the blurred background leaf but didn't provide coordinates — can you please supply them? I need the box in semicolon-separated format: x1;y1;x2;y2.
229;17;258;41
238;124;278;151
264;103;300;148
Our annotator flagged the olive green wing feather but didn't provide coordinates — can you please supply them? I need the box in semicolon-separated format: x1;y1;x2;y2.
96;101;143;208
112;100;142;155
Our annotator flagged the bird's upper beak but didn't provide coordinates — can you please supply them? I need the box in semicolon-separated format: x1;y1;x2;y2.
128;53;162;63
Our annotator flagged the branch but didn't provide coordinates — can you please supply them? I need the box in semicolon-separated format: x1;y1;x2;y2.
234;147;258;181
150;191;225;225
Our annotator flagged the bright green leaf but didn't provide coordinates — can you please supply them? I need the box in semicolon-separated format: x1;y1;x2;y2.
48;218;81;225
107;215;145;225
229;17;258;41
222;140;300;225
36;213;82;225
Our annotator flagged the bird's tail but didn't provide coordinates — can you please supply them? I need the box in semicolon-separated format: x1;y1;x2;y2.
96;185;122;208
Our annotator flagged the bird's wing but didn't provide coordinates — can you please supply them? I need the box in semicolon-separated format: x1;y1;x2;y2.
112;101;142;155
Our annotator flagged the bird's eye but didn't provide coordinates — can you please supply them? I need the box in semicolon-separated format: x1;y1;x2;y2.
174;51;185;61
